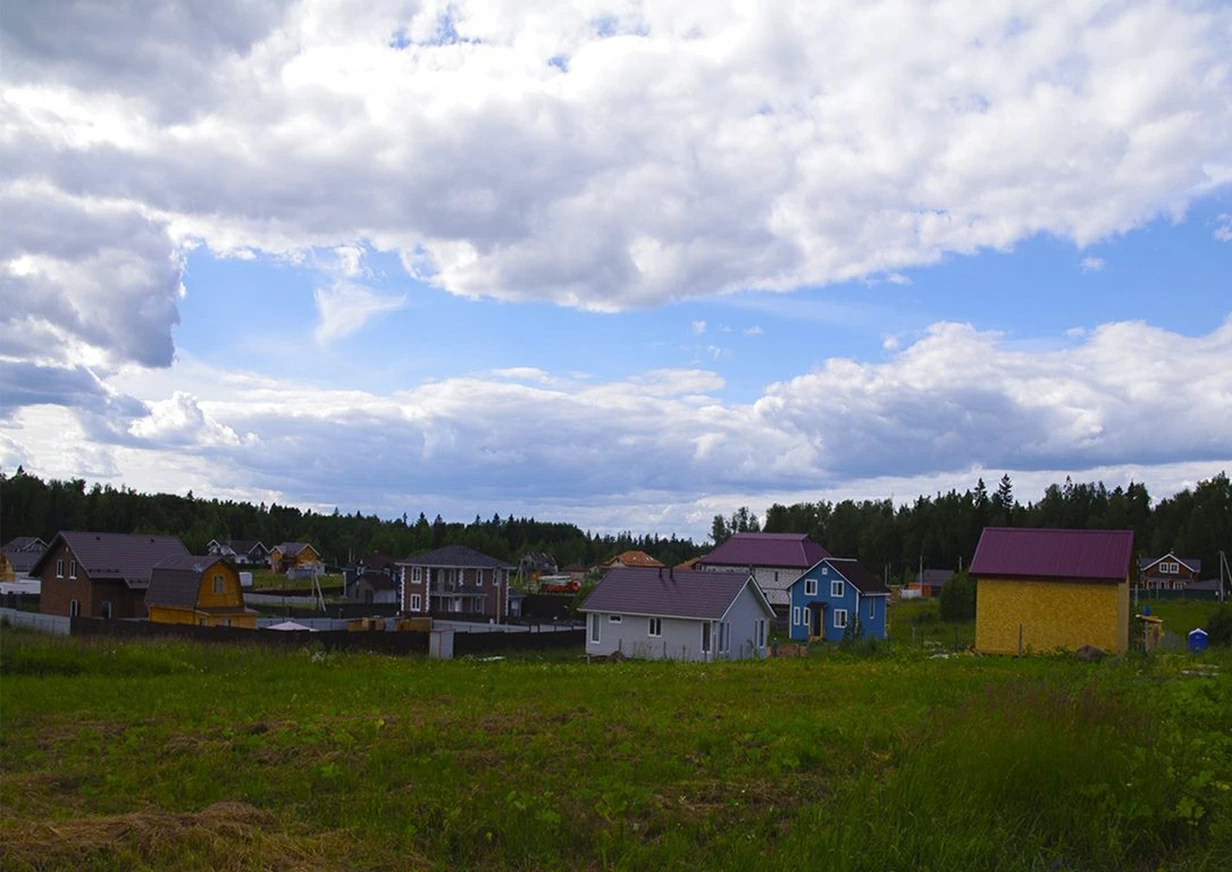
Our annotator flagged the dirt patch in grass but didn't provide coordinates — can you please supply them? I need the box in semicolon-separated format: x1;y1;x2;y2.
0;801;372;872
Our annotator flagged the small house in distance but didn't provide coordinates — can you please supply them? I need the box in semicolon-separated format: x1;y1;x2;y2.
147;556;258;628
787;558;890;642
1;536;46;582
601;550;664;569
1137;552;1202;591
580;566;773;661
270;542;324;578
396;545;516;620
33;531;190;619
912;568;953;598
971;527;1133;655
206;539;269;566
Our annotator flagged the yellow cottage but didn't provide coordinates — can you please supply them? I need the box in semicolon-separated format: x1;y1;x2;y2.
146;555;258;628
971;527;1133;655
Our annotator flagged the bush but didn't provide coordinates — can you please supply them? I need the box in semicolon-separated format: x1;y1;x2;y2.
1208;606;1232;647
939;569;977;622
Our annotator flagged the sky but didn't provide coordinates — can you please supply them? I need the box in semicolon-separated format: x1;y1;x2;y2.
1;0;1230;540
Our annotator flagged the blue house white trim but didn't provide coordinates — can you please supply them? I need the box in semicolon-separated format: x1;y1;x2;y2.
786;557;890;642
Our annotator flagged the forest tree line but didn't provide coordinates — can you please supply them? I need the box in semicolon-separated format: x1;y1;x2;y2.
2;466;1229;582
714;472;1232;584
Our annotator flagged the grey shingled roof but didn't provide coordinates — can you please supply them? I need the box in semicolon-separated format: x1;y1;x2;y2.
398;545;513;569
1138;554;1202;574
3;536;46;553
275;542;313;557
581;567;772;620
31;532;189;589
147;556;229;608
354;570;398;591
825;558;891;595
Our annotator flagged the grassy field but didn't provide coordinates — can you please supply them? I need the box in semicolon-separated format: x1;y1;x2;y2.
1;633;1230;871
249;570;346;592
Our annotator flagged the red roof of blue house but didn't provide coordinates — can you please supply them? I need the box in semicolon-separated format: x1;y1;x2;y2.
698;533;829;569
970;528;1133;582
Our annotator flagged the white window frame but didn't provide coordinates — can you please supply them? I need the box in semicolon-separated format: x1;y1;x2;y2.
412;566;422;582
69;599;79;617
68;560;77;580
755;619;766;648
719;622;730;653
609;614;622;623
821;566;829;575
868;597;876;620
830;579;844;598
804;578;818;596
834;609;848;630
648;617;662;637
212;575;225;595
410;593;422;611
56;559;64;579
1162;561;1179;574
590;613;601;644
476;569;484;587
792;606;802;625
701;621;712;654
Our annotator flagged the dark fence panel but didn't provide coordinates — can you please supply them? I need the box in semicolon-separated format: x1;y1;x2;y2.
1;592;41;612
1135;590;1224;602
73;617;430;655
520;594;577;622
454;628;585;656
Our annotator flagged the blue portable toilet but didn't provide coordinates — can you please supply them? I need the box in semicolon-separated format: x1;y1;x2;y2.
1188;628;1208;654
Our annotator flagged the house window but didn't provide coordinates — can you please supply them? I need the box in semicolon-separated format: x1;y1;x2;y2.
868;598;876;620
830;579;844;598
69;599;79;617
56;559;64;579
222;618;232;628
1162;561;1179;574
212;575;225;595
718;622;730;653
410;593;422;611
792;606;802;625
834;609;848;630
412;566;422;582
476;569;484;586
590;613;601;644
773;571;779;583
609;614;622;623
821;566;829;575
100;601;112;619
68;560;77;579
805;578;818;596
756;619;766;648
648;617;662;637
701;622;712;654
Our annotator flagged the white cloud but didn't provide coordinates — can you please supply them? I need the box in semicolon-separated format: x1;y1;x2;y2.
2;0;1229;314
744;325;763;336
886;273;912;286
691;320;707;335
1080;256;1106;272
313;282;407;344
881;334;901;351
1216;214;1232;242
4;316;1229;537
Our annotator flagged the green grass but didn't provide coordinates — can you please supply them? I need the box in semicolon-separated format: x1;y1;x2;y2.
1;632;1230;870
249;569;344;592
888;596;975;650
1133;598;1226;637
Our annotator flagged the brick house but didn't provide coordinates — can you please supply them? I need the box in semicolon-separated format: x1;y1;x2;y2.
33;531;190;619
396;545;515;621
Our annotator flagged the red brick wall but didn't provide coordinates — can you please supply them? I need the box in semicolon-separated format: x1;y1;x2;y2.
39;543;147;618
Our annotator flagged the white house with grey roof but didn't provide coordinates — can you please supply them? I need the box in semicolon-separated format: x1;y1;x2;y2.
580;567;774;661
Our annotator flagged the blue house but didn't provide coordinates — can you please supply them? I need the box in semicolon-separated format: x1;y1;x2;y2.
787;558;890;642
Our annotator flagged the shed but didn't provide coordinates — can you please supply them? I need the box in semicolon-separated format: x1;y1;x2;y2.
971;527;1133;655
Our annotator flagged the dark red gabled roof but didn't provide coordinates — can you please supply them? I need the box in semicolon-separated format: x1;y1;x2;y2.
970;527;1133;582
699;533;829;569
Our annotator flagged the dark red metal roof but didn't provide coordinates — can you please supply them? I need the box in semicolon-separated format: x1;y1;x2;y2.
32;531;190;588
581;567;773;620
970;527;1133;582
699;533;829;569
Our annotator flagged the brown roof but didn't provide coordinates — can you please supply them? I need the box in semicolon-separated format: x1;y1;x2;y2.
675;557;702;570
147;556;231;608
359;552;399;572
398;545;513;569
825;558;890;595
581;567;773;620
2;537;46;574
3;536;46;553
275;542;313;556
970;527;1133;582
31;532;189;589
603;550;664;568
354;570;397;591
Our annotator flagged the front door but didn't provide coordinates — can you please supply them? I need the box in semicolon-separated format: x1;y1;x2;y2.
810;605;823;639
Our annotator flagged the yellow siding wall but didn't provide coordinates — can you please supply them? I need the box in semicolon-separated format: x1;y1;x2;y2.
0;555;13;582
975;577;1129;655
196;563;243;609
148;604;256;628
148;605;196;625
